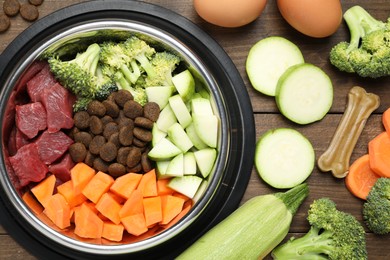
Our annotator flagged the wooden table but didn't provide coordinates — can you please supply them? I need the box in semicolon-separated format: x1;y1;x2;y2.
1;0;389;259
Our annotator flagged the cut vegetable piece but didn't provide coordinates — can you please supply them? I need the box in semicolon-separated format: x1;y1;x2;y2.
194;148;217;178
95;193;122;225
255;128;315;189
143;196;162;227
74;203;104;239
346;154;380;200
246;36;304;96
185;122;208;150
192;114;218;148
369;132;390;177
119;189;144;218
110;172;142;199
165;153;184;177
152;123;167;147
145;86;173;110
167;123;194;152
44;193;71;230
275;63;333;125
191;97;213;115
157;178;175;195
192;180;208;204
156;104;177;132
169;95;192;128
31;174;56;208
121;213;148;236
70;162;96;193
168;176;203;199
102;222;124;242
57;180;87;208
156;160;171;178
161;195;185;225
161;200;192;230
148;137;182;161
383;108;390;136
22;191;44;215
172;69;195;102
137;169;158;197
82;171;114;203
183;152;197;175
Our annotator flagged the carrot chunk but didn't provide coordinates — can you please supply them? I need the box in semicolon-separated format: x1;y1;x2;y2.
95;193;122;225
382;108;390;135
102;222;124;242
160;195;185;225
137;169;158;197
31;174;56;207
121;213;148;236
74;203;104;239
143;196;162;227
345;154;381;200
57;180;87;208
82;171;114;203
161;200;192;230
157;178;175;196
368;132;390;177
110;172;142;199
119;190;144;219
71;162;95;193
43;193;71;229
22;191;44;215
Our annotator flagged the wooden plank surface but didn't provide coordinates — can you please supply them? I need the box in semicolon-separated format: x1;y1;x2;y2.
1;0;389;259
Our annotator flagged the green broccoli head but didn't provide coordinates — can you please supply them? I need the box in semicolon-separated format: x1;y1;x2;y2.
99;41;131;69
363;178;390;235
329;5;390;78
145;51;181;87
122;36;156;77
272;198;367;260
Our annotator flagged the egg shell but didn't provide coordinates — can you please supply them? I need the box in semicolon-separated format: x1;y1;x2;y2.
194;0;267;28
277;0;343;38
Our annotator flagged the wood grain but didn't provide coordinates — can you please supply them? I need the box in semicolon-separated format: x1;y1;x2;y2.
1;0;389;259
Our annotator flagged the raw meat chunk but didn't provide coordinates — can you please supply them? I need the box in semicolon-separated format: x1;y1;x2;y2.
35;130;74;165
15;102;47;139
26;64;57;102
48;153;75;182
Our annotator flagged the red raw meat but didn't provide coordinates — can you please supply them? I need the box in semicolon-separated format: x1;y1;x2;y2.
15;127;30;150
15;60;47;94
34;130;74;165
15;102;47;139
9;143;48;187
7;126;17;156
41;83;74;133
49;153;75;183
27;64;57;102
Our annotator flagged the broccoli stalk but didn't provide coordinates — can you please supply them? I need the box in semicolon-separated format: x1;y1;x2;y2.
272;198;367;260
329;5;390;78
363;178;390;235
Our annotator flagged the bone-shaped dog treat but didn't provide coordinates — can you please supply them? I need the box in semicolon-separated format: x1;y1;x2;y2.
317;86;380;178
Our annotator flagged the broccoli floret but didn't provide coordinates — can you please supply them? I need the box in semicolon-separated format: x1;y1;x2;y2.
329;5;390;78
145;51;181;87
94;66;118;101
113;71;147;106
363;178;390;235
272;198;367;260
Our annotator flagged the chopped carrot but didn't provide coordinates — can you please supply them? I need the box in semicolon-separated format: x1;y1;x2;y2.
172;192;191;202
74;203;104;239
82;171;114;203
106;191;126;204
57;180;87;208
119;190;144;219
160;195;185;225
157;178;175;195
137;169;158;197
368;132;390;177
95;193;122;225
382;108;390;135
31;174;56;207
121;213;148;236
43;193;71;229
160;200;192;230
110;172;142;199
345;154;381;200
102;222;124;242
22;191;44;215
71;162;95;193
123;225;161;244
143;196;162;227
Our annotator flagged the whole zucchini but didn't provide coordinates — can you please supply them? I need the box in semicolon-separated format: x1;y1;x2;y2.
177;183;309;259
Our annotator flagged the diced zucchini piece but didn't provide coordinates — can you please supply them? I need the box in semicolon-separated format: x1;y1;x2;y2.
169;94;192;128
172;69;195;102
168;175;203;199
185;123;208;150
167;123;194;153
191;97;213;115
148;137;182;161
194;148;217;178
192;114;218;148
165;153;184;177
156;104;177;132
145;86;173;110
183;152;197;175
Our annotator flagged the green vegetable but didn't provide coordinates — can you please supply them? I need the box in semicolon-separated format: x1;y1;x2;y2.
255;128;315;189
177;183;309;260
275;63;333;125
272;198;367;260
329;5;390;78
363;177;390;235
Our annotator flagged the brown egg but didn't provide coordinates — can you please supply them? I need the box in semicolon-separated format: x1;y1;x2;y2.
194;0;267;28
277;0;343;38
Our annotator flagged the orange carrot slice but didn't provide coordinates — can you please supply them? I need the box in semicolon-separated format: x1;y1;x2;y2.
383;108;390;135
95;193;122;225
368;132;390;177
74;203;104;239
22;191;44;215
345;154;381;200
110;172;142;199
137;169;158;197
119;190;144;218
157;178;175;196
143;196;162;227
57;180;87;208
121;213;148;236
102;222;124;242
71;163;95;193
31;174;56;207
82;171;114;203
43;193;71;229
160;200;192;230
160;195;185;225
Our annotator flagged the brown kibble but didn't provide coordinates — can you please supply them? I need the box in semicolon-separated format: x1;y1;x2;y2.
127;163;142;174
3;0;20;17
126;147;142;168
113;89;133;107
20;3;39;21
143;102;160;122
89;135;106;155
29;0;43;6
74;131;93;148
100;142;118;162
141;152;153;173
123;100;143;119
69;142;87;163
93;157;109;172
68;127;80;139
103;122;119;139
133;127;152;142
84;152;95;167
101;115;114;125
134;117;154;130
0;14;10;33
108;132;120;148
133;137;147;148
89;116;104;135
117;115;134;129
117;147;131;165
119;125;134;146
108;163;126;178
73;111;90;129
87;100;106;117
103;100;120;118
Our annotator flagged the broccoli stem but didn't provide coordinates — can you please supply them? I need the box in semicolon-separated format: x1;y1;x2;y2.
120;61;140;84
73;43;100;75
343;6;386;52
272;227;333;259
